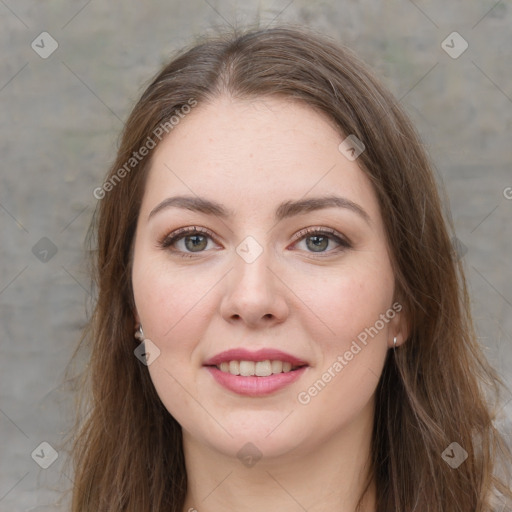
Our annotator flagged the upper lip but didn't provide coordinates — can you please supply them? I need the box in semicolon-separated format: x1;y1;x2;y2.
203;348;308;367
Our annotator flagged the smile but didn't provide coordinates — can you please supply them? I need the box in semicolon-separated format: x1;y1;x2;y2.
215;360;304;376
203;348;309;395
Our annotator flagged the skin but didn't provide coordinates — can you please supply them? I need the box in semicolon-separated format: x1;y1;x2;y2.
132;96;408;512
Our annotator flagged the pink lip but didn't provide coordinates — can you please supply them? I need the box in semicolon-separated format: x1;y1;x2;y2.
205;366;308;396
203;348;308;367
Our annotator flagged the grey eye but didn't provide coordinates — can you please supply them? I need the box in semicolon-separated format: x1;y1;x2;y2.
305;235;330;252
183;235;209;252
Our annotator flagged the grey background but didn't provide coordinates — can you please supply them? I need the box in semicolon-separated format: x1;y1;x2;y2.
1;1;511;510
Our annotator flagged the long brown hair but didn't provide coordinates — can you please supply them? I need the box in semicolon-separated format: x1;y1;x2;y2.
69;25;512;511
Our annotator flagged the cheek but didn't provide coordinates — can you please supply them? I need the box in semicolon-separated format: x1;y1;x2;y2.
294;269;392;429
132;261;219;429
132;253;219;342
295;258;395;347
293;258;394;407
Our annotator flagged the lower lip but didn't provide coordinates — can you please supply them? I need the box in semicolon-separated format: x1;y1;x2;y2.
204;366;308;396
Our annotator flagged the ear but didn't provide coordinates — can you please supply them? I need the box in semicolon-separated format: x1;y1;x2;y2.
387;300;410;348
132;307;141;329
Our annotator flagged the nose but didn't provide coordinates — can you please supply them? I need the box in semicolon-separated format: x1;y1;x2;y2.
219;247;289;329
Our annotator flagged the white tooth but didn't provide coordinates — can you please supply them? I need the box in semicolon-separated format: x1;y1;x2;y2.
229;361;240;375
220;360;297;376
239;361;255;376
255;360;272;377
271;360;283;373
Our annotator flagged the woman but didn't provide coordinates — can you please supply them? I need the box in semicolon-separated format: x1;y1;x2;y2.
71;26;512;511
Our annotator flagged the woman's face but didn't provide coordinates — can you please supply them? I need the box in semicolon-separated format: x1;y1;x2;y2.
132;96;405;460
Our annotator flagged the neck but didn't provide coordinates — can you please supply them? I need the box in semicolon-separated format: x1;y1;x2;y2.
181;397;377;512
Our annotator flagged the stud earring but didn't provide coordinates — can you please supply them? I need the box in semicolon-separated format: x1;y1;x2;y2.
135;325;144;342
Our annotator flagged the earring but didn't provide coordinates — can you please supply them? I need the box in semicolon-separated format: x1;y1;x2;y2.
134;325;144;342
393;336;397;349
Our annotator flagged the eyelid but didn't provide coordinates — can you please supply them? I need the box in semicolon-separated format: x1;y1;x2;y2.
159;225;351;257
159;226;220;249
290;226;352;248
293;226;353;259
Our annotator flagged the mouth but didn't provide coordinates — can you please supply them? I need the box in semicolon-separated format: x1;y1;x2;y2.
206;359;307;377
202;348;309;396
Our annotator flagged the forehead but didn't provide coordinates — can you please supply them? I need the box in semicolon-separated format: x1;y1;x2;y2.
142;96;380;222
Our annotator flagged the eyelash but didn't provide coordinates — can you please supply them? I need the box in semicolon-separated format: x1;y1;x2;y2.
158;226;352;259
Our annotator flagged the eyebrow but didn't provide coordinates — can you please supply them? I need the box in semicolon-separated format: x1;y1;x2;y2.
148;194;371;225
